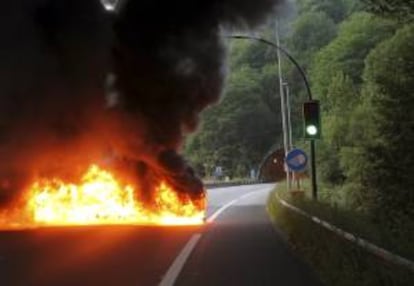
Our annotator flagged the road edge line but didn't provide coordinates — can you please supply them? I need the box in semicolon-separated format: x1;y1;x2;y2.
159;233;202;286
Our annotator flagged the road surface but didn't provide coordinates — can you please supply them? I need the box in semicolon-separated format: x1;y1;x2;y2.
0;184;322;286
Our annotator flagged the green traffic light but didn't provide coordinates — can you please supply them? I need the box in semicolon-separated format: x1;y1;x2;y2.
303;101;321;139
306;125;318;136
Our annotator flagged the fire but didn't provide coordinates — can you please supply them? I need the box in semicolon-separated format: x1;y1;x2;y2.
7;165;205;227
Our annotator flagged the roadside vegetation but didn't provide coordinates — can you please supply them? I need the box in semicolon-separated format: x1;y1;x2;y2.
185;0;413;283
268;183;414;286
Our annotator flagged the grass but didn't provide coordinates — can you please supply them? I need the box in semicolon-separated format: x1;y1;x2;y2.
267;182;414;286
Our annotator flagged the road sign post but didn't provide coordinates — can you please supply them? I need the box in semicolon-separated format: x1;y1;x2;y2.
310;140;317;200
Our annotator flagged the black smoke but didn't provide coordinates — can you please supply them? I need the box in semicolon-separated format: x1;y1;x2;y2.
0;0;282;206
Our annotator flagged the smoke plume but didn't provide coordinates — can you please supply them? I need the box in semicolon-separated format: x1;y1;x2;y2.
0;0;282;206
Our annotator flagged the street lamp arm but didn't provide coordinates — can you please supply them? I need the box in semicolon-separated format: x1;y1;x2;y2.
227;35;313;101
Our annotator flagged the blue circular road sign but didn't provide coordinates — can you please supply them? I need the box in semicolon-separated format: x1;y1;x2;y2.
286;149;308;172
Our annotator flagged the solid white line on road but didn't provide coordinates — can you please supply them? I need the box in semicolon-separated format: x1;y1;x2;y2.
206;190;264;223
206;197;240;223
159;233;202;286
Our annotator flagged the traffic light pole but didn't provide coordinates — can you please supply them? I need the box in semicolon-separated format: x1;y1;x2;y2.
310;140;317;200
227;34;318;200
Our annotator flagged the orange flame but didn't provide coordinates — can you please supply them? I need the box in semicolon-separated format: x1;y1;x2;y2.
2;165;205;228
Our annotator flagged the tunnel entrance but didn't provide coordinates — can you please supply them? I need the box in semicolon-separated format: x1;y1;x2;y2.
258;148;285;182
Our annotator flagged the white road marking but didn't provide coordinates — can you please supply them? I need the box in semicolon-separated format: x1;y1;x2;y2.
159;233;202;286
206;197;240;223
206;190;264;223
159;186;271;286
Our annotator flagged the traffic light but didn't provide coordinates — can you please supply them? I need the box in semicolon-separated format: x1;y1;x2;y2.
303;100;321;139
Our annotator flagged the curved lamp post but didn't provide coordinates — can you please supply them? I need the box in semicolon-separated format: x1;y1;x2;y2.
227;35;318;200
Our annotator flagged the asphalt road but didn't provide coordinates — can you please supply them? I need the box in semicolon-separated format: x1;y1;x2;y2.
0;184;322;286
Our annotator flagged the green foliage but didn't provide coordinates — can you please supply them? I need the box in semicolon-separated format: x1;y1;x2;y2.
286;4;340;84
230;39;275;70
348;23;414;224
267;187;414;286
295;6;414;241
187;3;414;252
289;11;337;64
182;7;414;286
258;63;281;115
315;73;358;188
324;72;358;114
311;12;397;104
281;8;342;143
297;0;347;22
343;0;365;14
362;0;414;21
184;57;281;178
317;141;345;186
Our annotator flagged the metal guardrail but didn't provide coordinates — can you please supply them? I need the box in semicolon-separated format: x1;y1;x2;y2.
276;194;414;273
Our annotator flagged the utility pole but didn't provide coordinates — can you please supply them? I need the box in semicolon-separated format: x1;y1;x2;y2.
284;83;293;150
275;21;290;191
284;82;293;190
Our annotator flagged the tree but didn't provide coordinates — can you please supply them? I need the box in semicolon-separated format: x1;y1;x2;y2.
297;0;348;23
229;39;274;70
277;10;339;143
185;62;280;178
289;11;337;64
316;73;357;186
310;12;397;108
362;0;414;21
349;23;414;224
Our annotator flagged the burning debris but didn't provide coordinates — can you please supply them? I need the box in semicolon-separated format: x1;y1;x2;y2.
25;164;205;226
0;0;281;227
